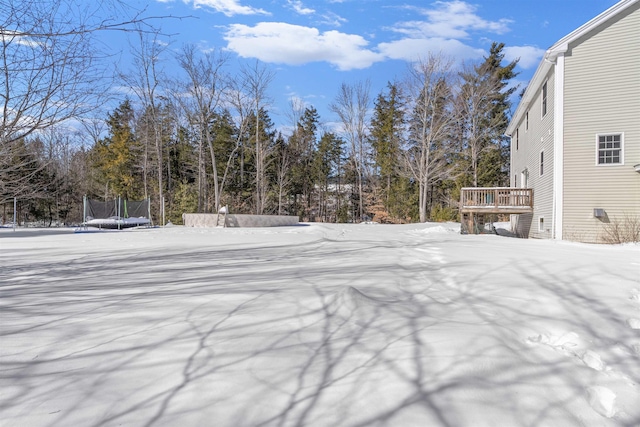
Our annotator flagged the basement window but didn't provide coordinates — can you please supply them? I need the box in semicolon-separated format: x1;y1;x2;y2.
597;133;623;165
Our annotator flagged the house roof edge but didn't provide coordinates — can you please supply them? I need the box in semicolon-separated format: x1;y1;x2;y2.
506;0;640;136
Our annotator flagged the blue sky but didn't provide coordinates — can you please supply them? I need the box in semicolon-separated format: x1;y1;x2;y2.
105;0;620;131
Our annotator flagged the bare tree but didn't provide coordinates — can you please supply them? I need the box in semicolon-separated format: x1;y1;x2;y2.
272;98;307;215
213;69;253;212
0;2;102;202
166;78;207;211
175;44;228;212
1;1;179;40
403;54;456;222
272;133;291;215
330;80;371;221
0;0;179;204
171;66;259;214
0;137;44;205
285;97;306;137
239;60;275;215
119;29;168;219
456;62;507;187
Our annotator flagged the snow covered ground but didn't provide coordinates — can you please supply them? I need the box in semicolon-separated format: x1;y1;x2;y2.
1;222;639;427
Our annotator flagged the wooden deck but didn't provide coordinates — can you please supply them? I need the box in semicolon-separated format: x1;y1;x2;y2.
460;187;533;214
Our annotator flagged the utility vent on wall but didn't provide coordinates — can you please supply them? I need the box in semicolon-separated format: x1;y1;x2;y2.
594;208;606;218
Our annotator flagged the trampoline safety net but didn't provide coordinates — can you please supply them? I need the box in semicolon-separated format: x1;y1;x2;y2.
85;198;150;220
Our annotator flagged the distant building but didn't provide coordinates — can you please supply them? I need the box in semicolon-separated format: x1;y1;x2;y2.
506;0;640;242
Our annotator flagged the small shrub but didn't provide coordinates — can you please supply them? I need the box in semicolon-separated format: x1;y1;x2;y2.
430;204;457;222
169;180;198;225
600;214;640;244
336;205;349;223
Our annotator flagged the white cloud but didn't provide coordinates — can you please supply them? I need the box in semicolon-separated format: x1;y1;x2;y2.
287;0;315;15
318;11;348;27
223;22;383;70
186;0;269;17
503;45;545;69
287;93;310;108
195;40;217;54
370;1;517;68
1;30;42;47
218;2;522;72
391;1;511;39
378;37;485;63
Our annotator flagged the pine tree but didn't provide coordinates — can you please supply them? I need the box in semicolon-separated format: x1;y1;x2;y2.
0;138;45;205
370;82;405;214
313;132;344;222
209;110;240;210
91;100;141;200
240;108;276;213
456;42;519;188
289;107;320;220
271;132;291;215
480;42;519;187
169;180;198;224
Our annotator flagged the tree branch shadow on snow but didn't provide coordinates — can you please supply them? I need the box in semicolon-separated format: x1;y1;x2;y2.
2;237;409;426
1;232;639;426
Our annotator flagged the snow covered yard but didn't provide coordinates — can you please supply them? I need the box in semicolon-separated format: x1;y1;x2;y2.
1;223;639;427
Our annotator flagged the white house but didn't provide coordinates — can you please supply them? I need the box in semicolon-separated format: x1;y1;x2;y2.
506;0;640;243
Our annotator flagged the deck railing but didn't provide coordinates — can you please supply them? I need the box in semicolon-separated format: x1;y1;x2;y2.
460;187;533;212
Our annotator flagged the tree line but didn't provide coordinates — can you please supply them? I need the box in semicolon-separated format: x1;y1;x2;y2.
1;1;518;225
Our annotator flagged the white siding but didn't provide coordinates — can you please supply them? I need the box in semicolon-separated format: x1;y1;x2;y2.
563;4;640;242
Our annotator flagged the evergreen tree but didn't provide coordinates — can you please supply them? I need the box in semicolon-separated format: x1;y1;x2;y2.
456;42;519;188
271;132;291;215
388;176;420;222
209;109;240;210
369;82;406;215
136;103;175;205
480;42;519;186
169;180;198;224
313;132;344;222
91;100;141;200
0;138;44;205
289;107;320;220
239;107;276;213
167;125;197;191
